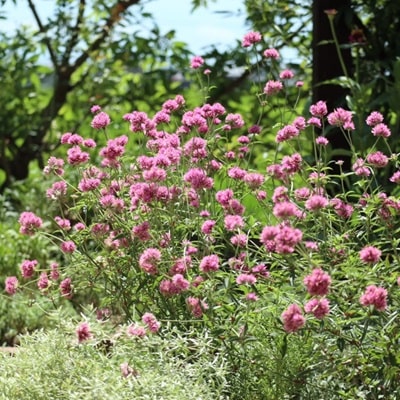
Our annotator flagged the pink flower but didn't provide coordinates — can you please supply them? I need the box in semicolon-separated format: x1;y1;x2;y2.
18;211;43;235
230;233;248;247
315;136;329;146
199;254;220;273
305;195;329;211
224;214;244;231
371;123;391;138
281;304;305;333
327;108;354;129
76;322;92;343
5;276;18;295
50;262;60;280
201;220;216;235
390;171;400;184
43;156;65;176
132;221;151;241
127;324;146;338
263;48;279;59
187;297;208;318
273;201;299;219
60;240;76;254
46;181;68;199
142;312;161;333
309;101;328;117
139;248;161;275
60;277;73;299
236;274;257;285
20;259;38;279
245;292;259;301
367;151;388;168
184;168;213;190
242;31;262;47
303;268;331;296
264;80;283;96
275;124;299;142
90;104;101;114
243;172;264;188
366;111;384;127
359;246;381;264
67;146;90;165
190;56;204;69
91;111;111;129
37;272;49;291
304;298;330;319
279;69;294;79
352;158;370;177
360;285;388;311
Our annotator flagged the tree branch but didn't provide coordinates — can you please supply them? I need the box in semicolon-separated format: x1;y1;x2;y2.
62;0;86;66
27;0;58;69
72;0;140;71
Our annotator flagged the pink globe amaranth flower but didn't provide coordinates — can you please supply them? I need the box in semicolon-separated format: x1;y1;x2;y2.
245;292;259;301
264;80;283;96
315;136;329;146
43;156;65;176
90;104;101;114
190;55;204;69
67;146;90;165
5;276;18;295
360;285;388;311
224;214;244;231
127;324;146;338
352;158;370;177
183;168;213;191
138;248;161;275
275;124;299;142
359;246;381;264
230;233;248;247
236;274;257;285
20;259;38;279
390;171;400;184
60;277;73;299
279;69;294;79
242;31;262;47
201;219;216;235
37;272;50;291
327;108;354;129
91;111;111;129
281;304;305;333
305;195;329;211
187;297;209;318
76;322;92;343
199;254;220;273
366;111;384;127
263;48;279;59
60;240;76;254
18;211;43;235
366;151;388;168
304;298;330;319
46;180;68;200
309;100;328;118
142;312;161;333
371;123;391;138
243;172;264;189
273;201;299;219
303;268;331;296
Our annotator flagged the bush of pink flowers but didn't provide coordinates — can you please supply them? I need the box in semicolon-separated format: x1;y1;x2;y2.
5;32;400;397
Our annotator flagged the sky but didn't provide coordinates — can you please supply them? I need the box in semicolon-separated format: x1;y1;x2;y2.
1;0;248;55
